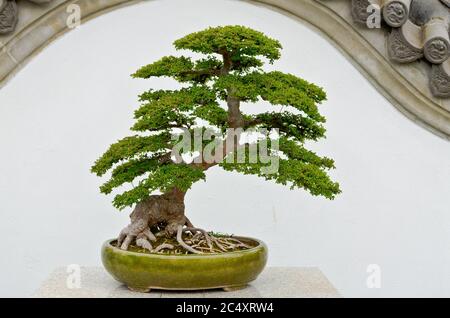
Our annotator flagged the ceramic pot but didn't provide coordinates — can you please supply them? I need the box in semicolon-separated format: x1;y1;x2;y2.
101;237;268;292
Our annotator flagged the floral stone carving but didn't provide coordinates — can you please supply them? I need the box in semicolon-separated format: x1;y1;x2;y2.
351;0;450;97
0;0;52;35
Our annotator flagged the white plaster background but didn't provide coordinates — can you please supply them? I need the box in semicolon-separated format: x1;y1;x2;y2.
0;0;449;297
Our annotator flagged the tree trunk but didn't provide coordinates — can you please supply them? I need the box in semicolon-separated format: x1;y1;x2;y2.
118;48;245;250
227;91;244;128
117;187;193;250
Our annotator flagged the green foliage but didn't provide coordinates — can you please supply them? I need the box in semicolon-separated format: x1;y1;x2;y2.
100;158;160;195
214;73;260;102
134;86;226;130
92;25;340;211
91;132;172;177
253;112;326;142
221;139;340;200
257;71;327;121
133;56;222;83
214;71;326;122
112;164;205;210
174;25;282;63
137;86;215;106
222;158;340;199
278;137;335;169
193;103;228;127
132;56;194;79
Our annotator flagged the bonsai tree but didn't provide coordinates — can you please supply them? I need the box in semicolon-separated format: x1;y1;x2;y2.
91;25;341;254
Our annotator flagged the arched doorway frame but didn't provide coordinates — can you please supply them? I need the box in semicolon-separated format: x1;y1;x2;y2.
0;0;449;139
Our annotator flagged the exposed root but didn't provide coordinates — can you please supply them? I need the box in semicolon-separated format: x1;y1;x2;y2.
224;237;252;249
177;225;203;254
183;227;213;250
173;226;253;254
116;191;250;254
210;237;228;252
136;237;153;251
118;223;253;255
118;222;157;251
153;243;174;253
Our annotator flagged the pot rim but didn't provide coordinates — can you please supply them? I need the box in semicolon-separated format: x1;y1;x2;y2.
103;236;267;260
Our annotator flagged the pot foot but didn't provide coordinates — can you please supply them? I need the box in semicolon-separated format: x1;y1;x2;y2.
127;286;151;293
222;285;247;292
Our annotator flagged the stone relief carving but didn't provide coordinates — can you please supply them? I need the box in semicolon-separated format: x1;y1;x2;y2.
383;1;410;27
431;62;450;97
0;0;52;35
1;0;448;99
351;0;450;97
388;23;423;62
425;38;449;64
0;0;18;34
351;0;373;24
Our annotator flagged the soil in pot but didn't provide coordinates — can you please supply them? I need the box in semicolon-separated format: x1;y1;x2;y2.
113;231;257;255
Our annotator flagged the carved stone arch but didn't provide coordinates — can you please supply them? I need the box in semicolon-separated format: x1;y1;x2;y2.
0;0;449;140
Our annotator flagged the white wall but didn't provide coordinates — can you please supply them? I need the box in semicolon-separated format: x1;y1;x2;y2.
0;0;449;297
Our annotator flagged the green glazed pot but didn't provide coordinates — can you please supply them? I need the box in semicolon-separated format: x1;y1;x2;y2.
101;237;268;292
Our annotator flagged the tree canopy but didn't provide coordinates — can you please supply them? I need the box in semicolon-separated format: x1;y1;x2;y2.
91;25;341;210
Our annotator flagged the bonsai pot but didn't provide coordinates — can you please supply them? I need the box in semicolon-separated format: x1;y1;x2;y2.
101;237;268;292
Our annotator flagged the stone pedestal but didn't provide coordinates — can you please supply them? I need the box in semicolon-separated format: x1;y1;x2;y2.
33;267;341;298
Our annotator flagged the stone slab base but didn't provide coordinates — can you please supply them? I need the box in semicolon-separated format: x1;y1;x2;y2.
33;266;341;298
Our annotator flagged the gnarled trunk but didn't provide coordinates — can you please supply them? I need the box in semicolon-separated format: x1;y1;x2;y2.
117;187;193;250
